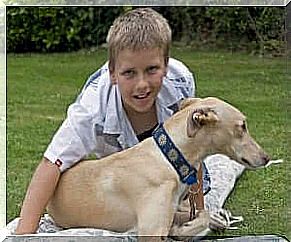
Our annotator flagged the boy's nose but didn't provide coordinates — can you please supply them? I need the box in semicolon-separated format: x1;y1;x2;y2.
136;75;149;90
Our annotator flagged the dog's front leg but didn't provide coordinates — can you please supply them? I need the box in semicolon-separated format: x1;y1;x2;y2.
136;187;176;242
169;210;210;241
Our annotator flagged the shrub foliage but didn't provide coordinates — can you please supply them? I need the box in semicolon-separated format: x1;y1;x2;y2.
7;7;124;52
159;6;285;55
7;6;285;55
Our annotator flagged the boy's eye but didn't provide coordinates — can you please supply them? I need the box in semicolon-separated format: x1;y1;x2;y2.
147;66;159;74
121;70;135;78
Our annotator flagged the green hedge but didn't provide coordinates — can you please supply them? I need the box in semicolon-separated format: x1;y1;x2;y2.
159;6;285;55
7;7;124;52
7;6;286;55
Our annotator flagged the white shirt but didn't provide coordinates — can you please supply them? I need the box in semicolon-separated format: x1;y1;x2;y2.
44;58;195;172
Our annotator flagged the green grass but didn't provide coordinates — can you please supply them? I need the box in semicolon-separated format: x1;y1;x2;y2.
7;48;290;239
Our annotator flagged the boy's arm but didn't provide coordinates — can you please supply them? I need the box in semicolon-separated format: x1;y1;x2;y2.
15;157;60;234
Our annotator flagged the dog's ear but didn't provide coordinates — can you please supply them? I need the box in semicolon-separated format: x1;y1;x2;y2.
187;108;219;137
180;98;201;110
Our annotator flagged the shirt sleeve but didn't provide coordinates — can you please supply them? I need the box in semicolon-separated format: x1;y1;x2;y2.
44;101;99;172
184;71;196;98
44;65;109;173
167;58;196;98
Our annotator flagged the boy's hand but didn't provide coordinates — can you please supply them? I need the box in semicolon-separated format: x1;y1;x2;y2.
15;217;39;234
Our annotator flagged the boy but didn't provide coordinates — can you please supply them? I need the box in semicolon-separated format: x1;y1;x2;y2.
15;8;210;234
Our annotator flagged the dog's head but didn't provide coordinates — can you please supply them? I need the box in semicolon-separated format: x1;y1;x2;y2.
179;97;270;169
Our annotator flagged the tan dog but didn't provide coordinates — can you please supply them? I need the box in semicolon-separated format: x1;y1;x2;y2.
47;97;270;240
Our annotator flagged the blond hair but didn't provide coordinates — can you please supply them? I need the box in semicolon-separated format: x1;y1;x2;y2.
107;8;172;70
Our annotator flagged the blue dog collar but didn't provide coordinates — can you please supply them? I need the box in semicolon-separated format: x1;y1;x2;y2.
152;123;197;185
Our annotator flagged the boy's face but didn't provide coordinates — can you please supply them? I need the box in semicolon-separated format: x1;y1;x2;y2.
110;48;167;114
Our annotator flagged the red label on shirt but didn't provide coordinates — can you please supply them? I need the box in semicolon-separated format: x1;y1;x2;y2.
55;159;63;167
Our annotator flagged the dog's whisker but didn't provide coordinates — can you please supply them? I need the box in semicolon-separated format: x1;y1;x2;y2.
265;159;283;168
227;226;239;230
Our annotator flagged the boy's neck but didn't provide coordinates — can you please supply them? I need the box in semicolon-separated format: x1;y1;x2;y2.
125;105;158;135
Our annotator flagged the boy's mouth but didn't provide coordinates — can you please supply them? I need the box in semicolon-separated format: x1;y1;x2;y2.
133;92;151;99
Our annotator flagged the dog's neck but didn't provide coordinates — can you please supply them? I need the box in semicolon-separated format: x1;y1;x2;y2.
163;116;210;171
153;124;198;185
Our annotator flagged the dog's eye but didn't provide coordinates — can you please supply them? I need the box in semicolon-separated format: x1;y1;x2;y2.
241;122;247;132
235;121;247;138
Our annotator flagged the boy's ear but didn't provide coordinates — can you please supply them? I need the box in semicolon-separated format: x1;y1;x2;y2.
164;56;169;66
109;68;118;85
164;57;169;77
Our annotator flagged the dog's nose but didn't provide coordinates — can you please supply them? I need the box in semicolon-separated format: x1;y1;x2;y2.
262;154;270;165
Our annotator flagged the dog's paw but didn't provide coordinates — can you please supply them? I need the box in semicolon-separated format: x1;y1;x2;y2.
184;210;210;228
209;209;244;231
170;209;210;239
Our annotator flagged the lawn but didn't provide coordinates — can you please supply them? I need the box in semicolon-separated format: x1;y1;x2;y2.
7;47;290;239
